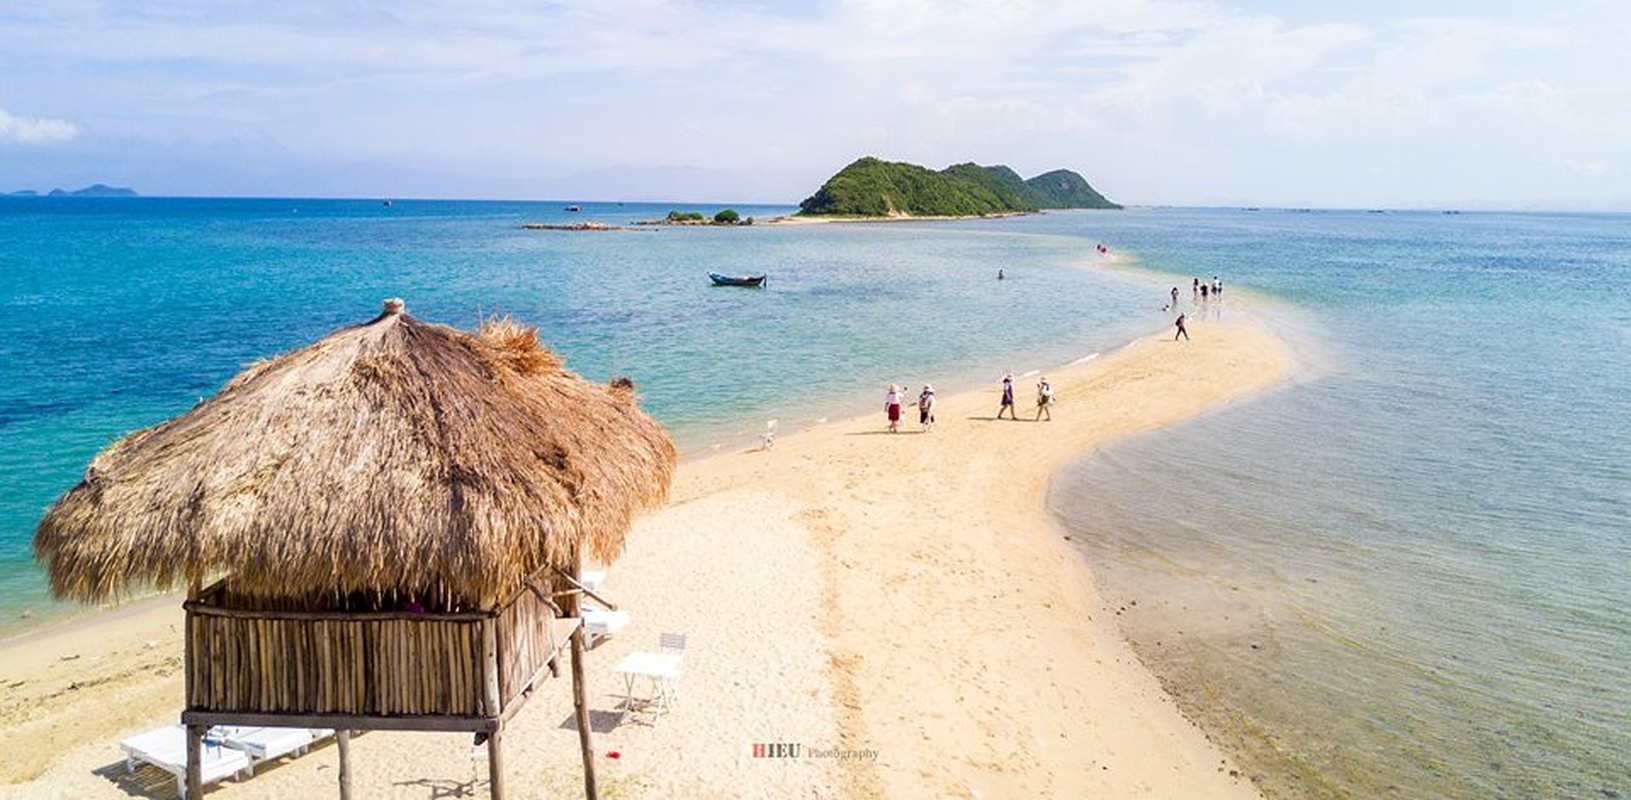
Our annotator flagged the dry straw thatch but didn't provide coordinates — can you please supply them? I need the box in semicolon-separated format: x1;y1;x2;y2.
34;300;675;609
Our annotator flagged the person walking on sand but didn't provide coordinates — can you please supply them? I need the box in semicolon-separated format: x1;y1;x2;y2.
1174;313;1190;340
1035;377;1054;421
918;384;937;431
885;384;903;433
997;373;1017;420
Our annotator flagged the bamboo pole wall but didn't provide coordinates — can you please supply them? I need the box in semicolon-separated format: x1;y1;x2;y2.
187;606;490;716
497;589;560;704
186;591;564;719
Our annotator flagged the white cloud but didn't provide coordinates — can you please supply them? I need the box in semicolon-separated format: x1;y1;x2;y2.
0;109;80;144
3;1;1629;206
1457;79;1561;113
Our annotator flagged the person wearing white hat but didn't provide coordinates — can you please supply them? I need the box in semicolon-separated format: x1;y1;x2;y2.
1035;377;1054;421
917;384;937;431
997;373;1017;420
884;384;903;433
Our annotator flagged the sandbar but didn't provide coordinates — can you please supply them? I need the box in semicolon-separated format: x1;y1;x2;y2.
0;318;1286;799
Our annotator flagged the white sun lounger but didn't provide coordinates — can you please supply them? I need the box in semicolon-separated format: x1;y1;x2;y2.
582;605;630;645
119;725;251;799
579;569;607;591
213;725;334;769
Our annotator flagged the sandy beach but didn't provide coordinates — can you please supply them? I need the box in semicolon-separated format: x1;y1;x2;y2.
0;318;1287;799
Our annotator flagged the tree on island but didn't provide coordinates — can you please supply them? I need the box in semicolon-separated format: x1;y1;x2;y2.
650;209;750;225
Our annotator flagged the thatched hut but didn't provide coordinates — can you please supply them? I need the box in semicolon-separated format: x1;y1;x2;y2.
34;299;674;799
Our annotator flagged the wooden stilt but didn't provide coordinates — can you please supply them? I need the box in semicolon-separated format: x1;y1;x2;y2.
185;723;205;800
568;569;599;800
488;728;506;800
337;729;352;800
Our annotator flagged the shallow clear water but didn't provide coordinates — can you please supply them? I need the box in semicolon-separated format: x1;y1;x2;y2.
1047;208;1631;798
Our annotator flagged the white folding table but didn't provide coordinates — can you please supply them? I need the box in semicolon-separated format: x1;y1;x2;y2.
611;651;684;718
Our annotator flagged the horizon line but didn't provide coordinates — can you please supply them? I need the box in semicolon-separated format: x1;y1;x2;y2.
6;193;1630;215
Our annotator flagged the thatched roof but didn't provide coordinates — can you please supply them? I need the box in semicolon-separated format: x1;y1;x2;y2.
34;299;675;607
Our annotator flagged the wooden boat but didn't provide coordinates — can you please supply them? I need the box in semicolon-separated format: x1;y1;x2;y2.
709;273;766;287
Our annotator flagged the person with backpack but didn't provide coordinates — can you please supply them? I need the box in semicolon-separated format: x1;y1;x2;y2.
917;385;937;431
1035;377;1055;421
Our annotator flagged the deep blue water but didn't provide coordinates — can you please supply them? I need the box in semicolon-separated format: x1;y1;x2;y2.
2;199;1626;798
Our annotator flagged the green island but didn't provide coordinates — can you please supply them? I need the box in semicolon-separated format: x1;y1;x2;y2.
797;156;1119;217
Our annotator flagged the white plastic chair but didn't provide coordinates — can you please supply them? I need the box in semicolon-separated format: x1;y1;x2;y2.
659;631;687;655
655;632;687;708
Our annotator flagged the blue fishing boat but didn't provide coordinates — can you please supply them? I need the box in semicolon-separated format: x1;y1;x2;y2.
709;273;766;287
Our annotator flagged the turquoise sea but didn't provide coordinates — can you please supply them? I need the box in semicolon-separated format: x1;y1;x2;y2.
1;198;1626;798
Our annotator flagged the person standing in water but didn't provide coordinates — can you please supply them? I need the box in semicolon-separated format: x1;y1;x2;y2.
997;373;1017;420
1169;286;1180;310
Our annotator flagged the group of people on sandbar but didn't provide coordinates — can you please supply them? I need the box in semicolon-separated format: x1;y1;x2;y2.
1167;274;1228;341
884;383;937;433
997;372;1054;422
1166;275;1225;311
1193;275;1223;300
883;372;1056;432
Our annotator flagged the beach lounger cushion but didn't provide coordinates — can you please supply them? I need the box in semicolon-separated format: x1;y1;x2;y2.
214;725;332;764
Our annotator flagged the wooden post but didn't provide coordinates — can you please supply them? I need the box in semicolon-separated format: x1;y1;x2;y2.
336;729;352;800
488;727;506;800
479;617;503;796
185;723;205;800
568;565;599;800
480;618;500;717
185;580;199;710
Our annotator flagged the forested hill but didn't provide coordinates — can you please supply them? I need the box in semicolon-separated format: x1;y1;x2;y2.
796;157;1120;217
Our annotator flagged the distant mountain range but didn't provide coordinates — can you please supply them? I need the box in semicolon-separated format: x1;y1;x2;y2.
6;184;139;198
797;157;1119;217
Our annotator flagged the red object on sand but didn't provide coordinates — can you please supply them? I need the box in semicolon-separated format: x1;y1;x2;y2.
607;751;621;759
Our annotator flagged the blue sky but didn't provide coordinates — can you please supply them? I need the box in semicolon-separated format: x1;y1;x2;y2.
2;1;1626;208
